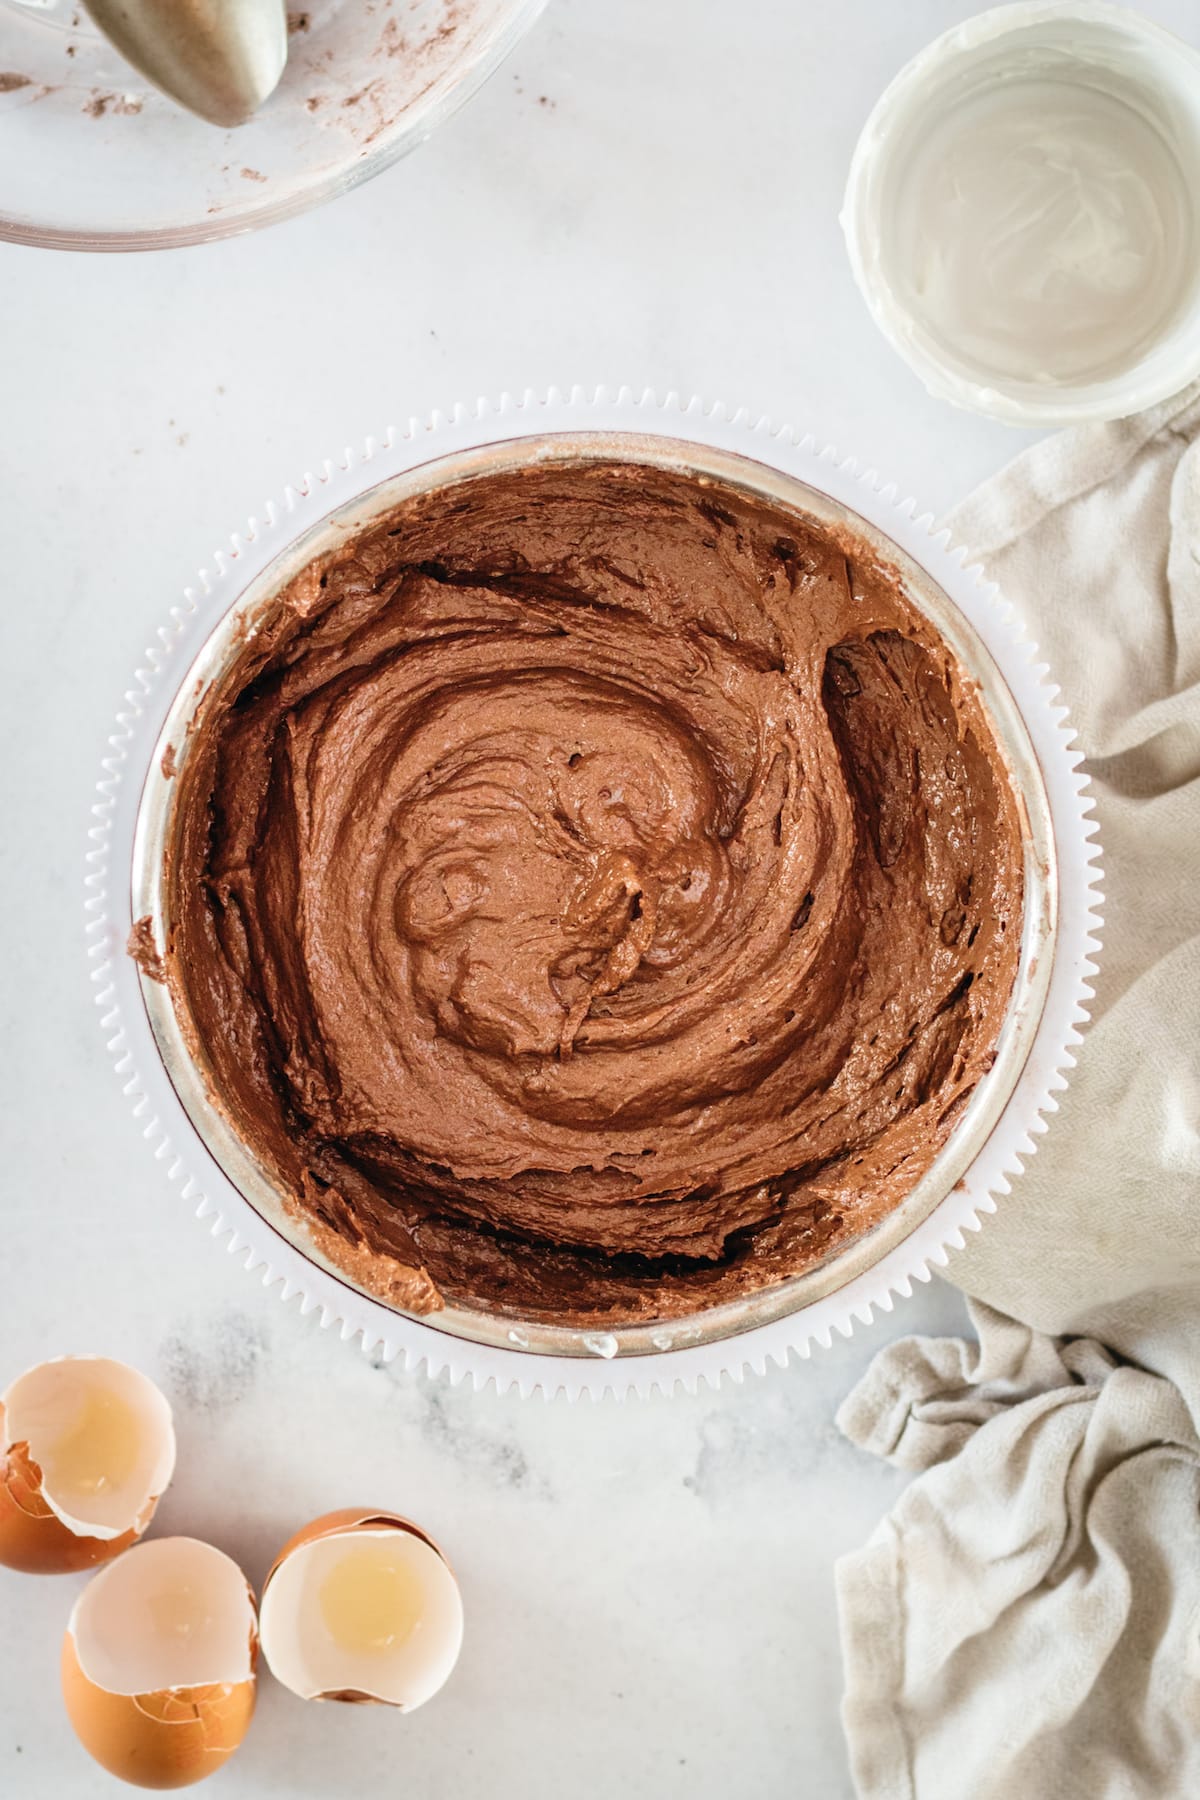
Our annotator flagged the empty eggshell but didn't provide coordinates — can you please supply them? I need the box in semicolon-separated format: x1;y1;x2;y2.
62;1536;258;1790
260;1508;463;1708
0;1356;176;1573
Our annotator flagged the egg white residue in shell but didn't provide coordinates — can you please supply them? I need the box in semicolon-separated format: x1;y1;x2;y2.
68;1536;257;1691
260;1519;463;1708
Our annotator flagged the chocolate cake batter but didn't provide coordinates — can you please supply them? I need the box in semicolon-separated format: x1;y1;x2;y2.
161;455;1024;1325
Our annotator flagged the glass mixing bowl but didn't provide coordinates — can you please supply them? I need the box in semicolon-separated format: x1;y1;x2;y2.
0;0;547;249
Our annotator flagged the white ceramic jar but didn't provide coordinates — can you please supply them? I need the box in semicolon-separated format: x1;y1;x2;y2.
843;2;1200;425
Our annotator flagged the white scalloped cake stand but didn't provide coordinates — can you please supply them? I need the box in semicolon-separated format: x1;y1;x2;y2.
87;388;1102;1399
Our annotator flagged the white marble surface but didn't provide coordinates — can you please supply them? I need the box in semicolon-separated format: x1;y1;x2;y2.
2;1;1194;1793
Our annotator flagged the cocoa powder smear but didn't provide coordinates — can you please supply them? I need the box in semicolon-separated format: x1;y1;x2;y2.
163;456;1023;1325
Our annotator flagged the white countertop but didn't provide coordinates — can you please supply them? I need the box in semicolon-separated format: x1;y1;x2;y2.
2;1;1193;1794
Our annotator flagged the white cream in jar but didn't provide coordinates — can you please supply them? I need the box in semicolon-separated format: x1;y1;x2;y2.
844;3;1200;423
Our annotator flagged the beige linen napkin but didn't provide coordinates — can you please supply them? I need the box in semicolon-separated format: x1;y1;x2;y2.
836;387;1200;1800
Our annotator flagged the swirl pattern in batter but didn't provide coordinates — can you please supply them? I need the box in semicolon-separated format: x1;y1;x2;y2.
162;455;1024;1325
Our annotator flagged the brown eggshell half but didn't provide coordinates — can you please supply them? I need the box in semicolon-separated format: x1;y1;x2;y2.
0;1408;144;1574
263;1507;446;1591
260;1508;462;1708
61;1634;256;1790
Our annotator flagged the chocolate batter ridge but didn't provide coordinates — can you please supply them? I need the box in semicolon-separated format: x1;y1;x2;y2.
128;915;166;985
162;457;1024;1326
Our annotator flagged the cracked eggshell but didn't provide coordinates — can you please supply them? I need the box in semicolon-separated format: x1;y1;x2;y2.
260;1508;464;1709
61;1537;258;1790
0;1356;176;1573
